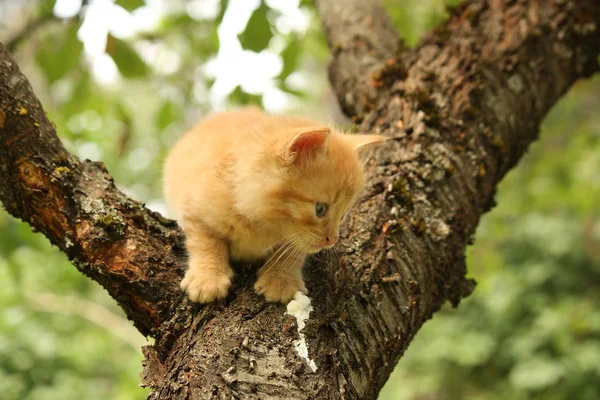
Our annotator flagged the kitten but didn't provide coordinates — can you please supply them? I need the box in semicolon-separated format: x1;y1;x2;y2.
163;107;386;304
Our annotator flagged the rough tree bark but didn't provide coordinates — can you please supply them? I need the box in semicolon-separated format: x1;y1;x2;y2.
1;0;599;399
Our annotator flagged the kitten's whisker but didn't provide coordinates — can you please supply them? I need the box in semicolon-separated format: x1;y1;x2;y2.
284;237;306;265
264;232;301;254
263;238;300;271
250;221;270;235
262;235;301;273
264;242;292;266
277;236;308;269
280;241;306;271
305;231;322;242
332;246;341;264
297;231;319;249
279;245;299;270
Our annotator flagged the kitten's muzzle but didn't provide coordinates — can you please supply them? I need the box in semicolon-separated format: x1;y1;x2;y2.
324;234;338;247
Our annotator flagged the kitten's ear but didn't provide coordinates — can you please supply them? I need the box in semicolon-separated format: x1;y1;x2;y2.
284;127;330;163
344;134;388;152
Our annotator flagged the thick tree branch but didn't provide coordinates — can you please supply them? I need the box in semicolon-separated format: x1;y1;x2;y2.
314;0;403;118
0;0;599;399
0;43;187;336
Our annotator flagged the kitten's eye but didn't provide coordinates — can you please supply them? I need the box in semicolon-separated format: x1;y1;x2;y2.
315;202;328;217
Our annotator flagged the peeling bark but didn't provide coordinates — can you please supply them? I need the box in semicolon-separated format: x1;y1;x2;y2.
0;0;599;399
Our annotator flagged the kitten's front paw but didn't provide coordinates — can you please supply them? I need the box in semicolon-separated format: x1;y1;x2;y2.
254;273;307;304
181;266;232;303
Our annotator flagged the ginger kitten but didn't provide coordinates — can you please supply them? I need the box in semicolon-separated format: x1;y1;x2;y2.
163;107;386;304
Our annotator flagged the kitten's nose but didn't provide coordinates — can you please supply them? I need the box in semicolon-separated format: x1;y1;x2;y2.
325;235;338;245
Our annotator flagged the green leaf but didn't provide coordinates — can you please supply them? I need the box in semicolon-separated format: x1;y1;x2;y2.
237;2;273;52
155;101;180;130
35;23;83;83
228;85;262;106
115;0;144;11
193;25;220;55
106;35;149;78
278;36;300;81
39;0;58;13
158;13;196;31
276;80;305;98
216;0;229;24
62;71;92;118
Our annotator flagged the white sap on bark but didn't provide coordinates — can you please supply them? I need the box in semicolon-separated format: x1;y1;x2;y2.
285;291;318;372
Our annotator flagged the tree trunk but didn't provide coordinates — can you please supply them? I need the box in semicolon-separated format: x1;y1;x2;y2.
0;1;598;399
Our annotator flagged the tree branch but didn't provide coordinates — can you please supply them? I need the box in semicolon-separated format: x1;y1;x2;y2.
314;0;403;118
0;0;599;398
0;43;188;336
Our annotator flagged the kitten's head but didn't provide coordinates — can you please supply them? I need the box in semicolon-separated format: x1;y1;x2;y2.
237;124;386;254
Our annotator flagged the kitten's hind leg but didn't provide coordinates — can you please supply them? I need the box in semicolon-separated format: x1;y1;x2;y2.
180;223;233;303
255;249;307;304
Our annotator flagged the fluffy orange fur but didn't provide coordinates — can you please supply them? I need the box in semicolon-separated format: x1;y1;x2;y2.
163;107;386;303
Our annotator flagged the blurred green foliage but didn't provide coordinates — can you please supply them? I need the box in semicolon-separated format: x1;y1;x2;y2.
0;0;599;399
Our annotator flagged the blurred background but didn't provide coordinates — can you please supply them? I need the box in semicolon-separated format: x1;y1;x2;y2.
0;0;599;399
